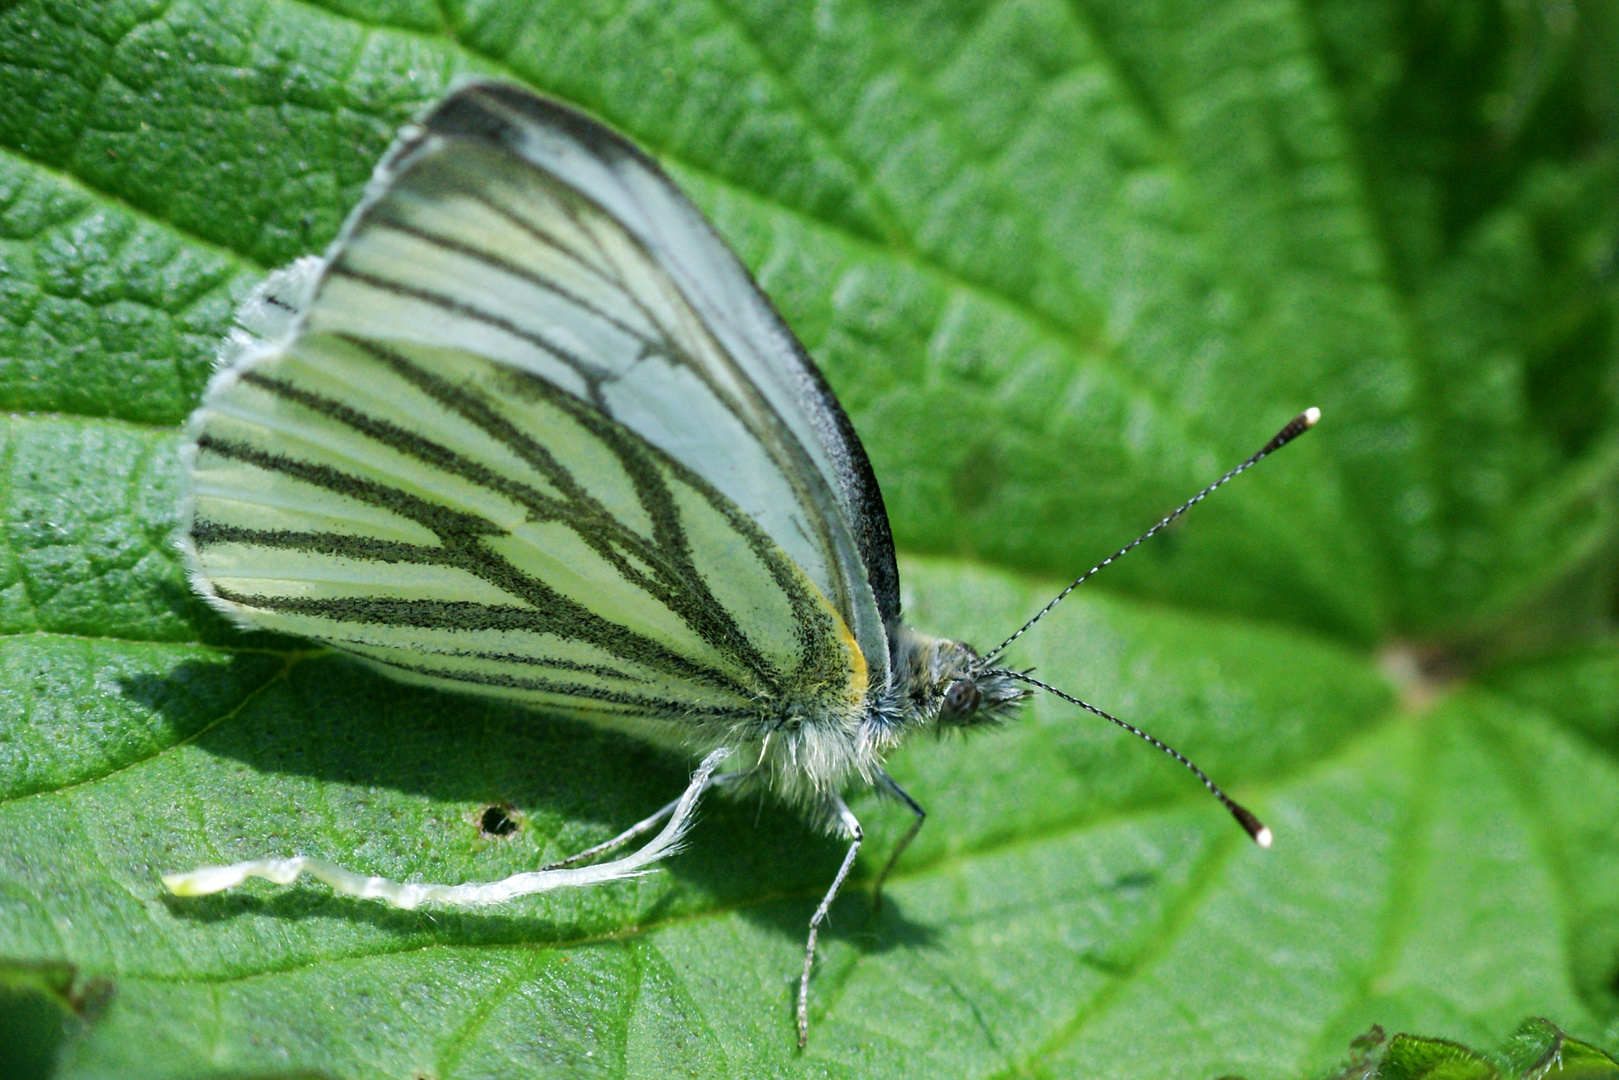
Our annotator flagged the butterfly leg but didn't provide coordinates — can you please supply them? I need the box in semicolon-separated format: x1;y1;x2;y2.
798;795;862;1047
162;749;731;907
870;769;925;913
541;767;741;871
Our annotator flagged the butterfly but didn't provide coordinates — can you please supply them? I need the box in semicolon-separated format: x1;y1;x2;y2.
165;78;1314;1046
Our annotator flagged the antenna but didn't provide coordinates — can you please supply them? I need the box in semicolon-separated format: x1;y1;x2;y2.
988;669;1272;847
983;407;1319;664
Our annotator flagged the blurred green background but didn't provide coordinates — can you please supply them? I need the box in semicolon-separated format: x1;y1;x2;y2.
0;0;1617;1076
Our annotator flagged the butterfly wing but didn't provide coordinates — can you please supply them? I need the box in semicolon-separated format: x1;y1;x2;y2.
181;81;890;737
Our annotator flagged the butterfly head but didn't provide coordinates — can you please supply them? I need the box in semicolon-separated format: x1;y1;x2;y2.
894;631;1030;731
936;664;1028;728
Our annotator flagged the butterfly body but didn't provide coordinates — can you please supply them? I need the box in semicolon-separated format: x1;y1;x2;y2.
181;83;1028;822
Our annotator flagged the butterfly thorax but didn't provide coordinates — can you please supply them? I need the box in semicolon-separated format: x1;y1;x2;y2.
730;625;1028;820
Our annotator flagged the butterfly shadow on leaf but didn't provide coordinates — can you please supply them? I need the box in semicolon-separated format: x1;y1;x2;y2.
122;653;938;955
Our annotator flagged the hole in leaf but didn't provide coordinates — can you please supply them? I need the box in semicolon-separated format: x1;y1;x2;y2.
479;804;520;838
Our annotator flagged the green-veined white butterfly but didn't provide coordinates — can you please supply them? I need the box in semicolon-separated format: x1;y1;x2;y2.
164;79;1317;1046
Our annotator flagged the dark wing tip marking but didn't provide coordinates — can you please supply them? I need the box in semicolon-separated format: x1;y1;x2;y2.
428;81;658;180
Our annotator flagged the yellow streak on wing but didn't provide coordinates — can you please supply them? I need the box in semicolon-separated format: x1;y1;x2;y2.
808;572;867;708
837;608;868;706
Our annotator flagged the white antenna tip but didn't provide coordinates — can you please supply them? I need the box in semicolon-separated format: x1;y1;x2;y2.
1302;407;1320;427
1255;826;1273;849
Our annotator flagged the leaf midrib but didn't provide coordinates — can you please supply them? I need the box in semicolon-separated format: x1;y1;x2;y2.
0;145;266;276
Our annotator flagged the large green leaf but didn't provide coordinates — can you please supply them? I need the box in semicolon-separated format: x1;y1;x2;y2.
1;0;1617;1076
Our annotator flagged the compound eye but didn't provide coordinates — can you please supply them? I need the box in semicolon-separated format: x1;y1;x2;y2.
943;679;981;716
